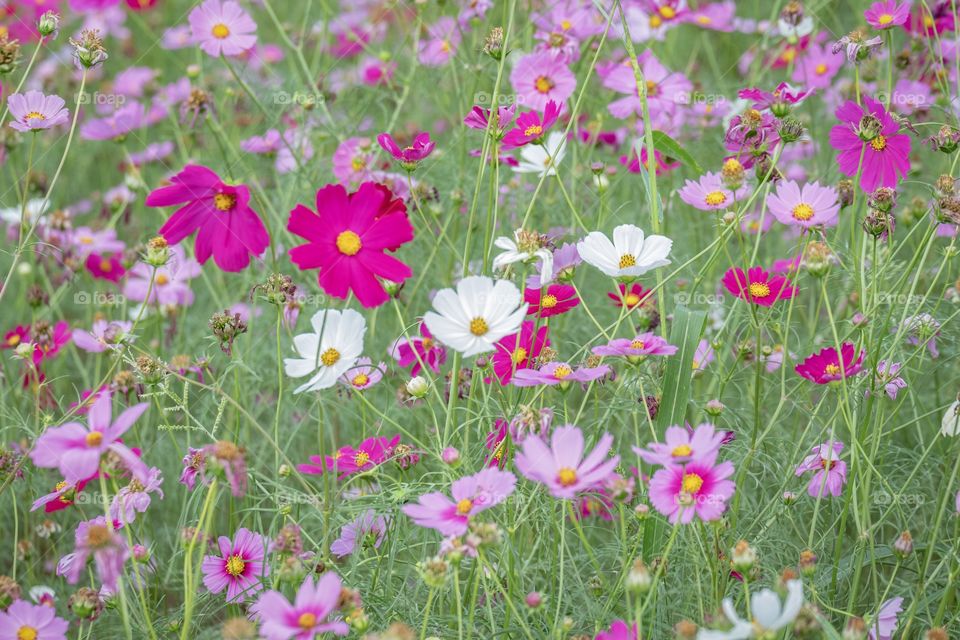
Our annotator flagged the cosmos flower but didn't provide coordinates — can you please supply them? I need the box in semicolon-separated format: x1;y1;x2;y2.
492;229;555;285
649;457;736;524
284;309;366;394
874;361;907;400
578;224;672;279
402;467;516;535
201;528;270;602
592;333;677;359
501;100;561;148
795;441;847;498
697;580;804;639
524;284;579;318
57;516;129;593
766;180;841;228
792;43;843;90
146;164;270;273
601;50;691;120
678;172;737;211
633;423;726;467
330;510;389;557
377;132;435;169
608;283;653;309
338;357;385;391
512;130;567;176
595;620;638;640
423;276;527;358
72;320;132;354
288;182;414;308
0;599;68;640
7;91;69;133
85;253;125;283
123;245;201;307
388;322;447;376
722;266;796;307
463;104;517;136
864;1;909;29
189;0;257;57
298;435;400;479
491;321;550;385
510;50;576;112
418;16;460;67
109;467;164;525
867;597;903;640
512;361;610;387
829;97;911;192
251;573;349;639
795;343;865;384
515;425;619;499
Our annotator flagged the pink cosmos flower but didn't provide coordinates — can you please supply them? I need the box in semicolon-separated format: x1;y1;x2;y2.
875;361;907;400
722;266;796;307
678;172;737;211
795;441;847;498
288;182;414;308
298;435;400;479
601;51;691;120
389;322;447;375
146;164;270;273
766;180;841;228
85;253;125;282
189;0;257;57
29;392;148;484
330;510;388;557
72;320;132;353
201;528;269;602
524;284;579;318
418;16;460;67
865;1;909;29
331;137;377;186
608;283;653;309
595;620;638;640
57;516;128;592
123;245;201;306
30;321;71;366
338;357;385;391
891;78;932;115
633;423;725;467
512;361;610;387
80;102;148;141
491;321;550;385
829;97;911;192
7;91;69;133
402;467;516;536
0;599;68;640
868;596;903;640
792;44;843;90
463;104;516;136
376;132;435;169
739;82;812;116
70;226;125;259
795;343;865;384
501;100;561;148
251;573;348;639
109;466;164;525
515;425;619;499
648;458;736;523
510;50;576;112
592;332;678;359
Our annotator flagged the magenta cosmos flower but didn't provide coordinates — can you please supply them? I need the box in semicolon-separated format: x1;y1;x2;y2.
388;322;447;375
288;182;414;308
146;165;270;272
510;50;576;112
0;600;68;640
633;423;725;467
189;0;257;57
491;321;549;385
201;527;270;602
592;332;678;359
402;467;516;536
501;100;561;148
795;441;847;498
829;96;910;192
376;132;435;170
595;620;638;640
766;180;841;228
252;573;348;639
722;266;796;307
29;392;148;484
678;172;737;211
512;361;610;387
515;425;619;499
648;458;735;523
795;343;865;384
865;1;909;29
524;284;579;318
7;91;69;133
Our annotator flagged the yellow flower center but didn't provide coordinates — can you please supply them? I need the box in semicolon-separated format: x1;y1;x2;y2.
351;156;367;171
541;294;558;308
213;193;235;211
86;524;111;547
681;472;704;494
421;337;434;350
298;613;317;629
659;6;676;19
649;14;662;27
512;347;528;364
619;254;637;269
671;444;692;457
748;282;771;298
469;317;489;336
645;79;658;96
524;125;543;137
155;273;169;286
351;373;369;387
723;158;742;172
630;340;645;350
792;203;814;221
225;554;246;577
871;135;887;151
534;76;554;94
17;626;38;640
825;363;842;376
878;13;893;25
624;293;641;306
100;259;112;271
456;498;473;514
553;364;573;379
354;451;370;467
55;480;69;492
704;191;728;207
560;19;572;30
923;14;935;27
815;63;828;75
85;431;103;447
336;230;362;255
24;112;45;121
557;467;578;486
211;23;230;39
696;15;712;24
7;334;20;346
321;348;341;367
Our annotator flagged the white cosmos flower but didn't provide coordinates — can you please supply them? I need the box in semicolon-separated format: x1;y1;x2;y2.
492;230;554;286
513;131;566;177
0;198;49;225
284;308;366;394
697;580;804;640
423;276;527;357
577;224;672;278
941;400;960;436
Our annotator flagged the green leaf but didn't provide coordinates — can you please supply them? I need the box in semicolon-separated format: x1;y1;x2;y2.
650;130;704;175
655;306;707;430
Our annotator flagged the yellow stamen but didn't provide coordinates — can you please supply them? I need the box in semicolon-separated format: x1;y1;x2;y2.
792;203;814;221
659;6;676;19
336;230;362;256
560;19;572;30
155;273;169;286
681;472;704;494
351;373;369;388
557;467;578;486
534;76;554;94
748;282;771;298
619;254;637;269
624;293;641;306
512;347;528;364
541;294;558;309
469;317;489;336
225;554;246;577
871;135;887;151
877;13;893;25
298;613;317;629
85;431;103;447
815;63;828;75
524;124;543;137
7;335;20;346
354;451;370;467
456;498;473;514
321;348;341;367
211;23;230;39
825;363;842;376
671;444;692;457
704;191;728;207
553;364;573;379
24;111;45;121
17;626;38;640
213;193;235;211
630;340;645;350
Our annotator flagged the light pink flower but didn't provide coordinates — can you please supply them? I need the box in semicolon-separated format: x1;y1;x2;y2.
515;425;619;499
402;467;516;536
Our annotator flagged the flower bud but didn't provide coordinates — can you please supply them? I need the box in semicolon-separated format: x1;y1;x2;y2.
704;399;725;416
731;540;757;573
893;530;913;558
525;592;542;608
37;11;60;38
144;236;170;266
626;558;652;593
406;376;430;398
68;587;104;621
441;447;460;466
798;549;817;576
